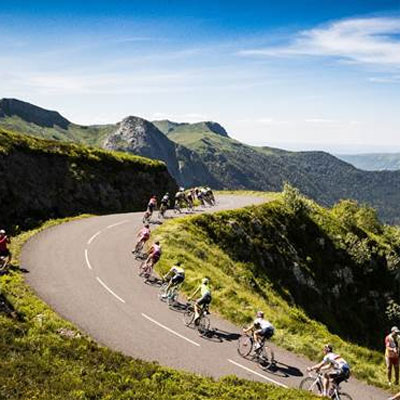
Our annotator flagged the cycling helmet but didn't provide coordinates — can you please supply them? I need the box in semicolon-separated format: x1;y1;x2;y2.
202;277;209;285
391;326;400;333
0;229;5;234
256;310;264;318
324;344;333;352
166;192;169;196
179;187;184;191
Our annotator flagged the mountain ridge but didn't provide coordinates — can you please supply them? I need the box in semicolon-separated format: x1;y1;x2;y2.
2;98;400;223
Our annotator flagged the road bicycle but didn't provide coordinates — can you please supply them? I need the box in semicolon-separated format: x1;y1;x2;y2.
299;372;353;400
183;301;211;336
132;240;148;259
158;281;181;308
138;258;155;281
237;330;275;369
0;255;9;272
158;204;168;219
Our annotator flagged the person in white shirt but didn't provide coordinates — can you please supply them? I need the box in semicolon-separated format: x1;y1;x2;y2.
243;311;274;351
307;344;351;397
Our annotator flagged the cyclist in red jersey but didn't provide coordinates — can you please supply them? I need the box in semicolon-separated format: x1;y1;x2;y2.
132;224;150;254
141;241;161;279
0;229;11;266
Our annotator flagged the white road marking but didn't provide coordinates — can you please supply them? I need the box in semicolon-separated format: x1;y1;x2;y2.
106;220;130;229
141;313;200;347
84;249;93;270
227;359;288;388
88;230;102;245
96;277;126;303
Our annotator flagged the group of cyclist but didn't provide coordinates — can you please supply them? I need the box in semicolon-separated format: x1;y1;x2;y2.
133;191;356;398
142;187;215;223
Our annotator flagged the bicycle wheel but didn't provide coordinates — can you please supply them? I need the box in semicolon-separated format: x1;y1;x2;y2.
197;315;210;336
299;377;322;394
138;261;146;276
158;283;168;302
337;392;353;400
167;288;178;308
259;345;275;369
183;307;195;327
237;335;253;358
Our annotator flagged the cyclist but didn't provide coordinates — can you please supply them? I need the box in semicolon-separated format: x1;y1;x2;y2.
174;188;187;213
0;229;11;267
243;311;274;351
162;262;185;298
143;195;157;223
132;224;150;254
188;277;212;324
142;241;162;278
307;344;351;397
159;192;170;218
196;187;205;206
205;187;215;205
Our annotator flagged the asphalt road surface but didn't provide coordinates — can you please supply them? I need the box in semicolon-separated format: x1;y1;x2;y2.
22;195;388;400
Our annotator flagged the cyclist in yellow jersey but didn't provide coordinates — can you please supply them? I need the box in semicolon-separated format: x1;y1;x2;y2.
188;278;212;322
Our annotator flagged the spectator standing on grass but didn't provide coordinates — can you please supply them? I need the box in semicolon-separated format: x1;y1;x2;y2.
386;326;400;386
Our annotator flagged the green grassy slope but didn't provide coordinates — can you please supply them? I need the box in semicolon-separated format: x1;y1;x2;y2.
154;187;400;389
0;218;317;400
0;115;115;146
0;128;177;230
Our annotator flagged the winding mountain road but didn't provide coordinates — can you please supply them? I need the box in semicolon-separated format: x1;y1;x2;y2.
22;195;387;400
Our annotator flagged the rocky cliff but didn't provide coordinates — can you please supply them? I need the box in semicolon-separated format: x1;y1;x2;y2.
103;116;217;187
0;128;177;230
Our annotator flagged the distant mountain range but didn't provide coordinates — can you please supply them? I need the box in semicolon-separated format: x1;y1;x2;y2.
2;97;400;223
337;153;400;171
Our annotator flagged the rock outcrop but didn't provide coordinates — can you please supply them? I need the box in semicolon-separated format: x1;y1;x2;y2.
0;128;177;230
103;116;218;187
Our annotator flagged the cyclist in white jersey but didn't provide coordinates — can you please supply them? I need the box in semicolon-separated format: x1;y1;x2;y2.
243;311;274;350
308;344;350;397
162;262;185;295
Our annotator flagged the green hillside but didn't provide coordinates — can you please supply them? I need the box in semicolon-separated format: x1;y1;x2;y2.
0;115;114;146
3;98;400;223
0;128;177;230
154;186;400;389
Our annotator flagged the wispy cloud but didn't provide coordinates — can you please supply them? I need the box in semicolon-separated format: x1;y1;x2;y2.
239;17;400;68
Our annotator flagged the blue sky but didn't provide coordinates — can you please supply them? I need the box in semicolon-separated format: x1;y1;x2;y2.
1;1;400;153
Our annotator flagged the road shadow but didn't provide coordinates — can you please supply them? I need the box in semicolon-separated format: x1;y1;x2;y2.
168;300;189;313
260;360;304;378
144;277;163;287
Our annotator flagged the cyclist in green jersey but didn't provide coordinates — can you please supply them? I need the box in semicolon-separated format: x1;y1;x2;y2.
188;277;212;323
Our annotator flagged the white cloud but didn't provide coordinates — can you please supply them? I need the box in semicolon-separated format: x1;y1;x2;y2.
239;17;400;68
